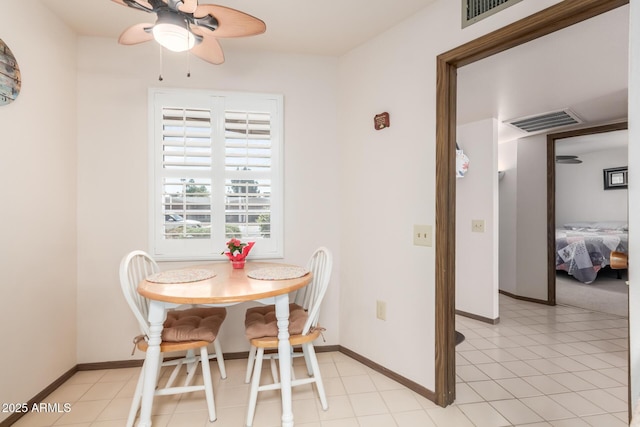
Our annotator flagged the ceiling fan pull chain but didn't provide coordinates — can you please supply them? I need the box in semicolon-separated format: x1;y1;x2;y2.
187;49;191;78
158;45;164;81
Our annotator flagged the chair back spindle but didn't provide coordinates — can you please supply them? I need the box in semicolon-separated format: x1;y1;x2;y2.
297;247;332;335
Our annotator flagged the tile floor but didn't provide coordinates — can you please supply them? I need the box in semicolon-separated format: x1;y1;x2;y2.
12;294;629;426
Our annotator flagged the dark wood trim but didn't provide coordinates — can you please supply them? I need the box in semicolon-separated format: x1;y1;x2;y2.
498;289;553;306
77;359;144;370
76;346;343;373
455;310;499;325
546;121;628;306
435;53;458;407
435;0;628;408
339;346;435;402
0;366;78;427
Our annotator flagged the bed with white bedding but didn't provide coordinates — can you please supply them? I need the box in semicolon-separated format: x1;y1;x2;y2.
555;221;628;284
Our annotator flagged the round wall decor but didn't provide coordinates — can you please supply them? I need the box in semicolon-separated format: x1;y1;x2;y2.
0;39;21;106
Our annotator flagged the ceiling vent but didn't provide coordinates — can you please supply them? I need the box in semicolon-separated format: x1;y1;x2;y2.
463;0;523;28
504;109;583;133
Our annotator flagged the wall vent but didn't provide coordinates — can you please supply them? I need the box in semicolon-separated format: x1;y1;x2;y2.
462;0;523;28
504;109;583;133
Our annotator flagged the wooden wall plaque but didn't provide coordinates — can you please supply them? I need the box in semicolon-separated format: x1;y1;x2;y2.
374;112;390;130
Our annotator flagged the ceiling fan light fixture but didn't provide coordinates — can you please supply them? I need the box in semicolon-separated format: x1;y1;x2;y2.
153;10;196;52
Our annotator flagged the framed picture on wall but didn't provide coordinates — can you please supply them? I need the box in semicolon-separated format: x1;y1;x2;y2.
603;167;628;190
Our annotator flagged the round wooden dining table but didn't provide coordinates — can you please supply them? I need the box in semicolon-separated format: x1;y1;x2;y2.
136;261;312;427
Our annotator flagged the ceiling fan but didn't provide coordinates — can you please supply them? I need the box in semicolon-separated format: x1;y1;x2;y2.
111;0;266;65
555;155;583;164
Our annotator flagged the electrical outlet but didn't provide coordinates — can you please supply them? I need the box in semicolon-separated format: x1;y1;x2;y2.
413;224;432;247
471;219;485;233
376;300;386;321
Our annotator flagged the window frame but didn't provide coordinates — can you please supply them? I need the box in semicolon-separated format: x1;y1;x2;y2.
148;88;284;261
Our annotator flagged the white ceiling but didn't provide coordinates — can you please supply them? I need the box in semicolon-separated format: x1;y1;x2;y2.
40;0;629;147
457;5;629;143
555;129;628;157
40;0;437;56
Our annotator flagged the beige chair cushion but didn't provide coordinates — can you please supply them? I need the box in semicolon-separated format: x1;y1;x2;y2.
162;307;226;343
245;303;307;340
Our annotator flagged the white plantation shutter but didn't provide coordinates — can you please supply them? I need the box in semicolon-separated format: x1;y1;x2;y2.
150;90;283;260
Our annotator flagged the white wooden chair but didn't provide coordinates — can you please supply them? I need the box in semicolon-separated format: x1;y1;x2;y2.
119;250;227;427
243;247;333;427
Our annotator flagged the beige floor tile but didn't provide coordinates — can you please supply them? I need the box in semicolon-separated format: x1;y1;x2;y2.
22;295;630;427
489;398;544;425
94;397;134;421
522;375;571;395
454;383;484;404
340;374;376;394
494;377;543;399
318;395;355;421
475;362;518;380
64;371;108;386
546;372;597;392
347;392;388;417
458;402;511;427
78;382;126;402
581;413;629;426
520;395;575;421
577;389;627;413
456;365;491;382
52;400;110;425
45;383;93;403
357;413;398;427
368;373;404;391
552;392;608;417
467;380;513;401
392;410;436;427
379;389;422;413
166;410;209;427
425;406;475;427
11;409;65;427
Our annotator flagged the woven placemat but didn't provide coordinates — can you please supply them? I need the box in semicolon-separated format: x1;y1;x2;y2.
147;269;216;284
247;266;309;280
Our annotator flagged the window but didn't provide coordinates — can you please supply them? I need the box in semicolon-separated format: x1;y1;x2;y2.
149;89;283;260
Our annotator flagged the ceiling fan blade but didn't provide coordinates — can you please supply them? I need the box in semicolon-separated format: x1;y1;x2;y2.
193;5;266;38
157;0;197;13
178;0;198;14
556;159;583;164
111;0;154;12
190;29;225;64
118;23;154;45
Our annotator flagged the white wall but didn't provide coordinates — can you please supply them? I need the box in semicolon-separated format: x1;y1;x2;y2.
497;135;548;301
337;0;563;389
5;0;610;409
555;147;628;226
515;135;549;301
0;1;77;421
456;119;499;320
498;140;518;294
75;38;341;362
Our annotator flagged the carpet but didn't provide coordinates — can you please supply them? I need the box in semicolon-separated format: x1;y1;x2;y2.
556;268;628;317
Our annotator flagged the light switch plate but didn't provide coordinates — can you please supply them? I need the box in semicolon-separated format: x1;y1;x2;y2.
471;219;485;233
414;225;432;247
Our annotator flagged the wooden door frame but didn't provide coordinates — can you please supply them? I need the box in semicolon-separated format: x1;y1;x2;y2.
547;121;629;306
435;0;629;406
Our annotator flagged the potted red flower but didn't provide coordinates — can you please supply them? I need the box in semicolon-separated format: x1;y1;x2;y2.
222;238;255;269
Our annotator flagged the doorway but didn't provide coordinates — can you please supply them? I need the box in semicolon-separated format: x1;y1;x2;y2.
548;123;629;314
434;0;629;408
